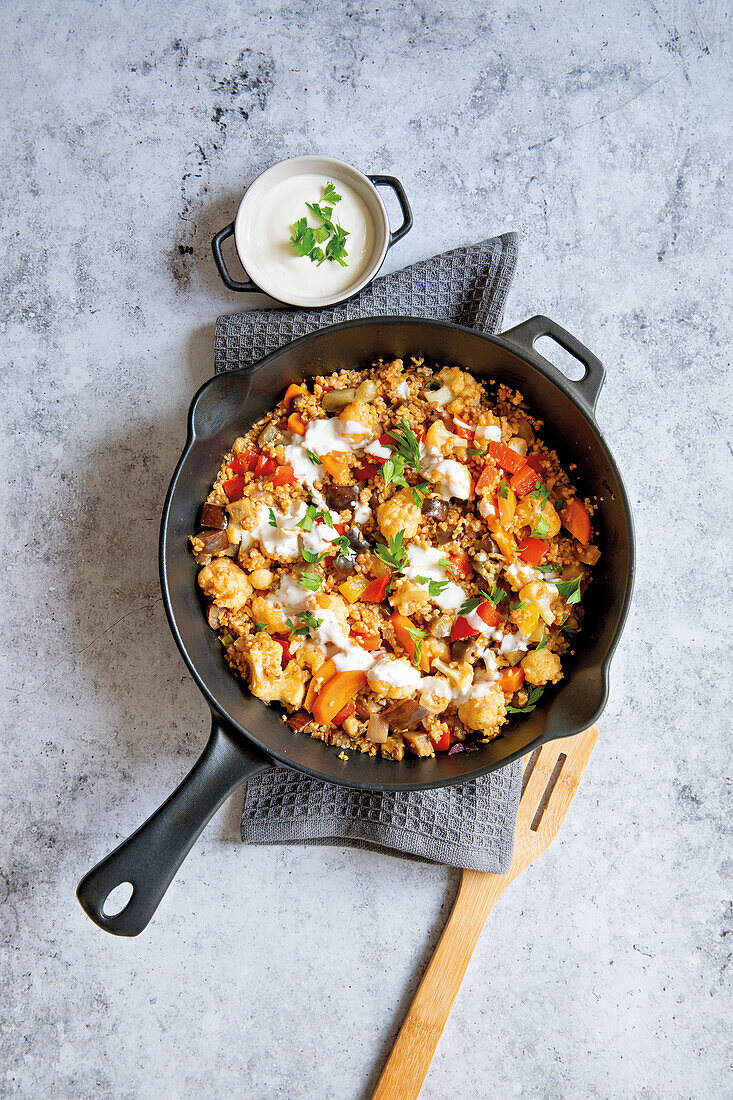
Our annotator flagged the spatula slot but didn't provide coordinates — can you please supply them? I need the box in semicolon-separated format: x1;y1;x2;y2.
521;747;542;796
530;752;567;832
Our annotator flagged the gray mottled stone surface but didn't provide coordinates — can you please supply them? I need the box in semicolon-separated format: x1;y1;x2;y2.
1;2;730;1098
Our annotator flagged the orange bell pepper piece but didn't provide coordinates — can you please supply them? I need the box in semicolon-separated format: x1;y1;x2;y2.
497;667;525;694
561;498;591;545
390;613;430;671
320;451;350;481
304;658;337;712
283;383;306;409
362;574;391;602
517;536;549;565
446;551;473;581
475;463;496;495
349;627;381;650
270;464;295;487
333;700;356;725
312;671;368;725
497;484;517;526
287;412;307;436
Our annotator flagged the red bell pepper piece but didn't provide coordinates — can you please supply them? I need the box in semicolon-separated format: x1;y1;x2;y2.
254;453;277;477
272;635;293;668
451;418;475;441
333;522;348;535
446;551;473;581
432;726;451;752
525;452;548;474
230;449;258;474
270;464;295;487
561;498;591;545
476;601;502;630
361;574;391;603
517;537;550;565
355;462;381;481
510;465;541;498
333;700;356;725
222;475;246;501
488;441;525;474
449;617;479;642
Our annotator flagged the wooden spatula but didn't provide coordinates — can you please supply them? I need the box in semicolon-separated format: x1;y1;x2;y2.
371;726;599;1100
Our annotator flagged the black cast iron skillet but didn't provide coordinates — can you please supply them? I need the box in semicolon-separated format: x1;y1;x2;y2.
77;316;635;936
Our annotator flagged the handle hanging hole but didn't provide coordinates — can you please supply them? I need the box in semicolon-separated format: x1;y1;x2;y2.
102;881;134;917
534;336;587;382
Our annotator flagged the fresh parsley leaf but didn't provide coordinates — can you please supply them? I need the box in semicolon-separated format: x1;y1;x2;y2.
317;509;334;529
507;685;545;714
386;420;421;470
297;571;322;592
267;507;278;528
510;600;525;611
321;181;342;205
310;246;325;264
290;220;317;257
302;548;328;564
254;623;267;632
374;530;408;573
531;516;550;540
467;447;486;456
535;636;548;651
297;610;324;632
331;534;352;554
530;482;550;504
296;504;317;532
555;575;582;605
428;578;450;598
305;450;321;465
380;455;408;490
404;625;426;669
324;224;349;266
535;564;556;574
498;479;510;499
411;482;429;507
458;595;483;617
487;583;509;605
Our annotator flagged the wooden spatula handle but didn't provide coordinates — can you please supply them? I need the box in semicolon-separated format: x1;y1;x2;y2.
371;868;511;1100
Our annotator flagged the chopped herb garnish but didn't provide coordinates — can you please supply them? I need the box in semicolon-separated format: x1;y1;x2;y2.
331;534;352;555
380;454;409;491
297;571;322;592
296;504;318;532
555;575;582;605
531;516;550;540
268;507;278;528
386;420;422;470
467;447;486;456
535;636;548;650
535;564;557;574
290;182;348;266
253;623;267;633
507;685;545;714
404;625;426;669
458;595;483;617
510;600;526;611
295;610;324;633
425;379;441;392
411;482;429;507
487;583;509;605
498;480;510;499
302;548;328;564
530;482;550;504
374;530;408;573
305;450;321;465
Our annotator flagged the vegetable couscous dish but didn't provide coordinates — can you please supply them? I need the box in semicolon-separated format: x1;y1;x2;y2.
190;359;600;761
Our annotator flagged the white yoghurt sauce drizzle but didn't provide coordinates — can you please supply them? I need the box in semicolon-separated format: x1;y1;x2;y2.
244;174;375;302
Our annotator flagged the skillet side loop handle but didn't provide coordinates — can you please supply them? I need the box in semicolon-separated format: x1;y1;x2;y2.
367;174;413;247
501;314;605;411
211;222;259;292
76;715;271;937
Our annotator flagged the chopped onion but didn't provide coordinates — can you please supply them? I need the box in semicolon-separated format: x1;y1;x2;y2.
382;699;429;729
425;384;453;407
322;388;356;411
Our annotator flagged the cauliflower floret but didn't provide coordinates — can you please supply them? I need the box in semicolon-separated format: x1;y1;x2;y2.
246;633;305;710
515;496;561;538
315;593;350;632
521;648;563;686
519;581;556;625
226;495;264;529
424;419;466;458
198;559;253;610
425;459;472;501
437;366;484;413
338;401;381;443
250;595;287;633
367;657;422;700
389;576;430;614
457;682;507;733
377;489;422;542
432;658;473;697
419;675;452;714
422;637;451;669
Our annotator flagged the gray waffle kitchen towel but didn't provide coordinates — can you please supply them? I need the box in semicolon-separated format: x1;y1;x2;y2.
215;233;522;873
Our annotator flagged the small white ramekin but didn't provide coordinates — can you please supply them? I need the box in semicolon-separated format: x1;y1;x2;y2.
212;155;412;308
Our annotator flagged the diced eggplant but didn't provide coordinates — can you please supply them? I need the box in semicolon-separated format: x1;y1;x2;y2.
198;529;230;555
382;699;430;730
334;551;357;575
322;388;356;411
325;485;360;511
346;526;371;554
421;497;448;521
200;502;228;529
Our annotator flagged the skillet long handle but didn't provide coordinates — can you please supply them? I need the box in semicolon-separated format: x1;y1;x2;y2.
371;869;510;1100
77;714;271;937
